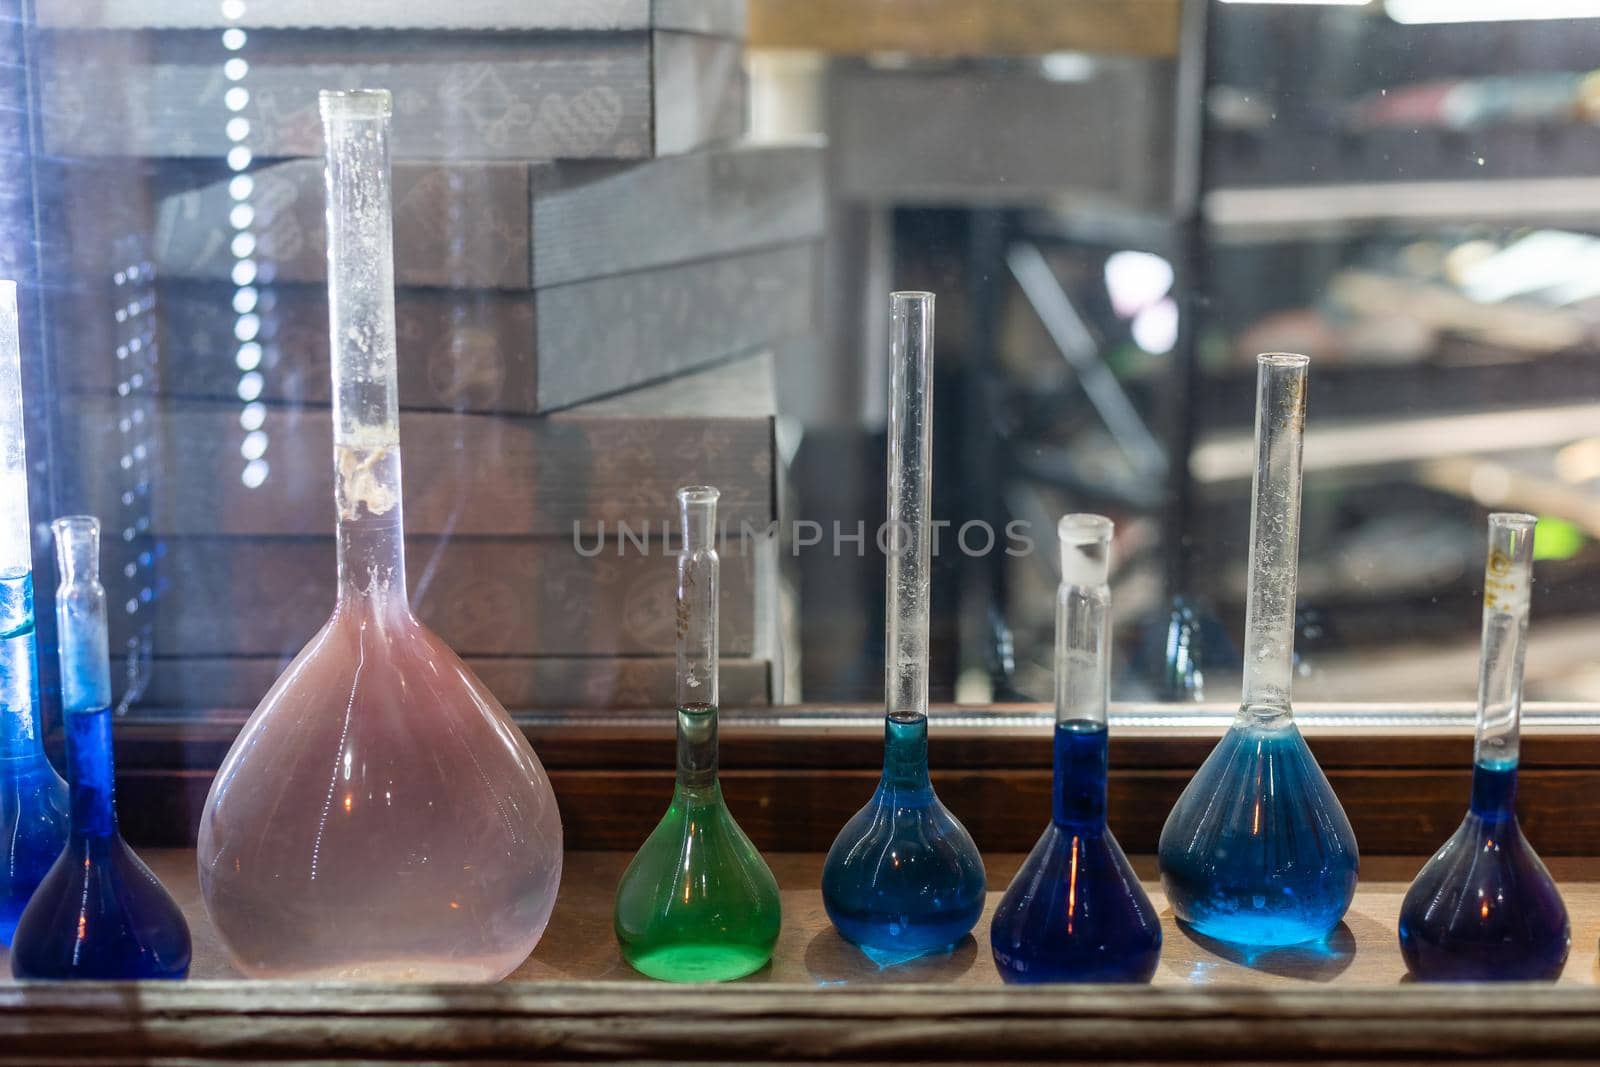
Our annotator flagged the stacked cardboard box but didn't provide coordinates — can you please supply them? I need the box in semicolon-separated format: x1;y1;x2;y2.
37;1;819;712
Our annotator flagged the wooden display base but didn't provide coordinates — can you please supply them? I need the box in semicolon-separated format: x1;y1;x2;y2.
1;849;1595;1062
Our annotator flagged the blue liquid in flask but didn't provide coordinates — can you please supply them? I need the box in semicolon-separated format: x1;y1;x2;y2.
0;571;69;945
990;722;1160;983
1158;715;1358;947
1398;758;1569;981
11;517;190;980
822;715;986;960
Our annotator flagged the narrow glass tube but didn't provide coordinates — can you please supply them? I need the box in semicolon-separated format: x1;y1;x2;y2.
52;518;114;835
1474;512;1534;772
1398;512;1568;980
1053;515;1113;829
676;486;720;792
0;280;67;943
1240;353;1308;718
323;89;406;604
9;517;190;979
1056;515;1113;729
821;291;985;958
885;291;933;726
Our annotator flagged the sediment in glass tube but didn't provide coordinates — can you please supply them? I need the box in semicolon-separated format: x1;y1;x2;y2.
195;90;562;981
0;280;68;945
990;515;1161;983
821;292;985;959
11;517;190;980
1157;353;1358;947
1398;513;1569;981
614;486;782;982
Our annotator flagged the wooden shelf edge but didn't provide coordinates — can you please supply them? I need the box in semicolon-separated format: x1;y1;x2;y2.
0;981;1596;1062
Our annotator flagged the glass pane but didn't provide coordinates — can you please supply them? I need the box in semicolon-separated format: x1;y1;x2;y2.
7;1;1599;723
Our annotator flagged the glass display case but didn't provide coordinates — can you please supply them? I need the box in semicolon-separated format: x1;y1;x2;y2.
3;0;1600;1059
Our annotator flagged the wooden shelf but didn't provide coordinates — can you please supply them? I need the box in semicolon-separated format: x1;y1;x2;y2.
2;849;1598;1063
748;0;1181;58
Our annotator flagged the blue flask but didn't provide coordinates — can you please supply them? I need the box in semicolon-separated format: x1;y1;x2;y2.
990;515;1160;982
11;517;190;980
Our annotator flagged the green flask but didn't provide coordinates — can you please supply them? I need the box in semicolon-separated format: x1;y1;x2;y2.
613;486;781;982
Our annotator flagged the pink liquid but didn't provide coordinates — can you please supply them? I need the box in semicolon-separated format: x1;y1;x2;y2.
197;595;563;980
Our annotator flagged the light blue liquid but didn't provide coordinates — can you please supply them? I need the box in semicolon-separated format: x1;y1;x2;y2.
0;572;68;944
822;717;986;959
1158;717;1358;947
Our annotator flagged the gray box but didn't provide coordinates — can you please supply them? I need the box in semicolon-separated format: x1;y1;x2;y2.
152;144;826;290
149;242;818;412
39;29;744;160
66;352;780;537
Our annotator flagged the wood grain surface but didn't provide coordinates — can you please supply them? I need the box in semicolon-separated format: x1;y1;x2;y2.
749;0;1182;58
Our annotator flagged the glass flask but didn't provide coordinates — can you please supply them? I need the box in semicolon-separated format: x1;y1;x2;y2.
196;90;563;981
613;486;782;982
821;292;986;960
11;517;191;980
1157;353;1358;947
1398;513;1569;981
0;280;68;945
990;515;1161;983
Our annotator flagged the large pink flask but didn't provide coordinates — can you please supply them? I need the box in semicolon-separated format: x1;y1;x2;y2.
196;90;563;980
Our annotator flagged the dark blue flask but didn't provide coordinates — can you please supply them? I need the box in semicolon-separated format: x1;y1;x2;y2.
991;516;1160;983
1399;513;1568;981
11;517;190;980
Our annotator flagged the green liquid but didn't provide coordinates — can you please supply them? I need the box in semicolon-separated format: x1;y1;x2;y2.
613;705;781;983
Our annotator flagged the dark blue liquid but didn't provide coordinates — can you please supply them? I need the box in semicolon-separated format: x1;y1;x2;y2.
0;572;69;944
990;722;1161;983
1398;760;1569;981
11;707;190;980
1158;718;1358;947
822;717;986;959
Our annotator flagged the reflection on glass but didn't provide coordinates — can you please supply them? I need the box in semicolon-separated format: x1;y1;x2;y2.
0;280;68;944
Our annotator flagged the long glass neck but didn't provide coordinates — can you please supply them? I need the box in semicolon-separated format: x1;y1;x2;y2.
1474;512;1535;771
53;516;116;834
885;292;934;726
323;90;407;608
676;488;719;711
1055;516;1112;729
1240;353;1309;720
